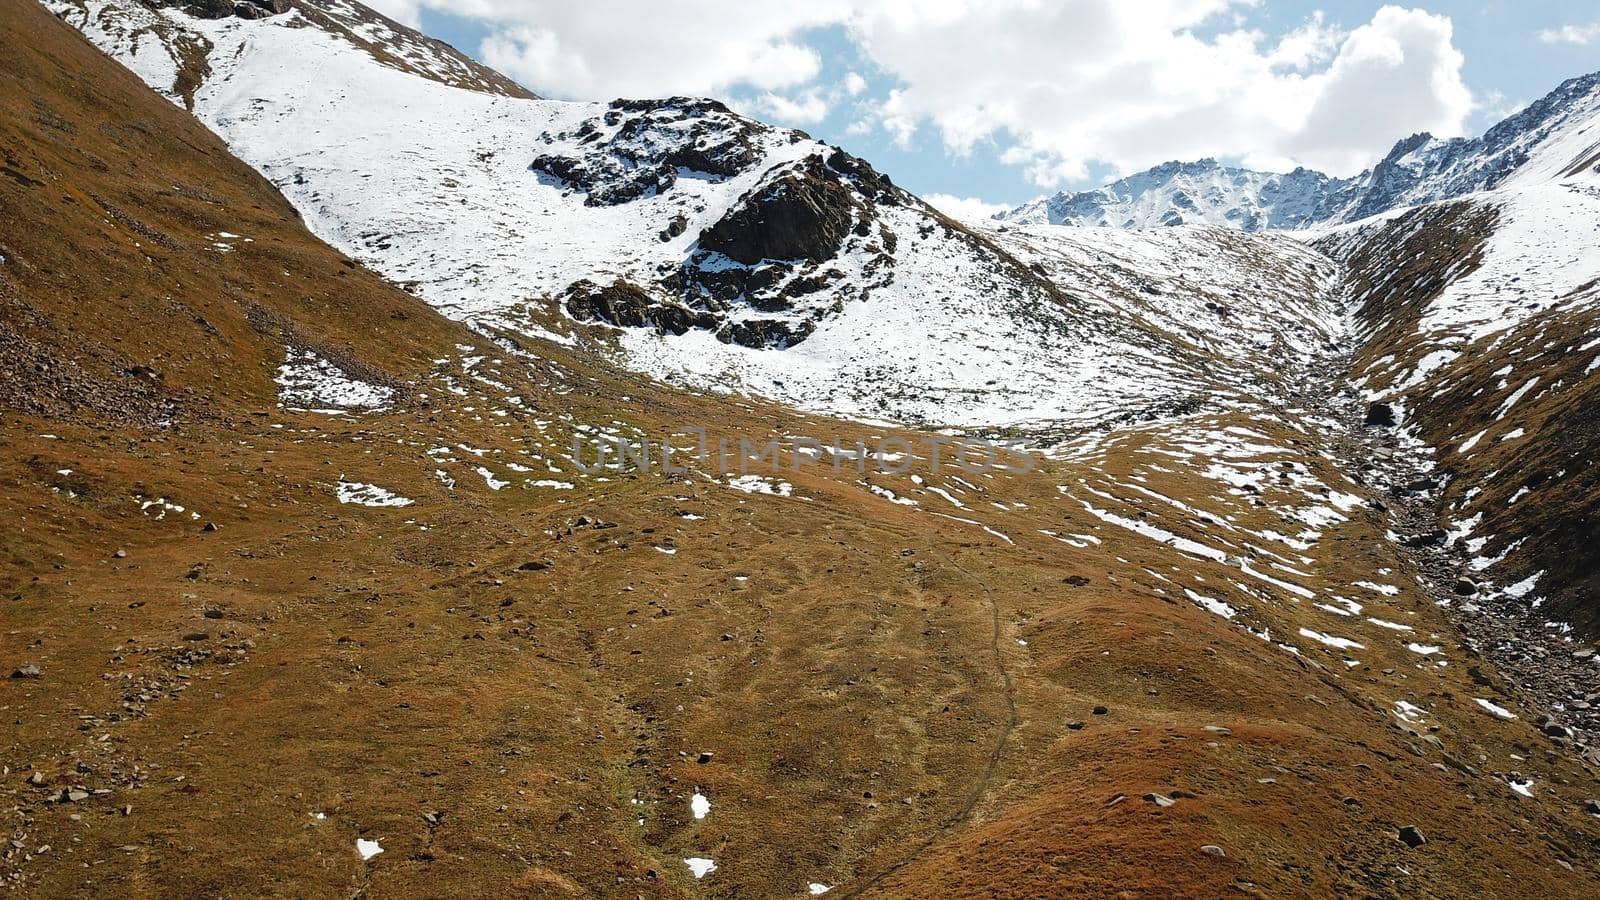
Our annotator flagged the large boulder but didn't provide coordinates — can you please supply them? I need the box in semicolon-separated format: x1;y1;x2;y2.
183;0;236;19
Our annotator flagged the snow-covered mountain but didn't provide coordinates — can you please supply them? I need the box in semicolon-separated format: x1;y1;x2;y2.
47;0;1345;431
1000;72;1600;231
1000;159;1340;230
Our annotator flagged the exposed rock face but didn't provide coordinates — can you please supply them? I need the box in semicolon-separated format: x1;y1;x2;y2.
532;98;905;350
673;151;900;347
563;279;716;337
531;98;770;207
182;0;237;18
157;0;292;19
698;154;860;265
1365;401;1396;427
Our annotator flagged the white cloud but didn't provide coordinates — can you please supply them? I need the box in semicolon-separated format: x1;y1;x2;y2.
745;90;831;125
851;2;1472;181
365;2;1475;182
1538;22;1600;45
923;193;1012;222
366;0;423;27
369;1;853;99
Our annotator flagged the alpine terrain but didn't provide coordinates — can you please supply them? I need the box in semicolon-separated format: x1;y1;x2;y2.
3;0;1598;896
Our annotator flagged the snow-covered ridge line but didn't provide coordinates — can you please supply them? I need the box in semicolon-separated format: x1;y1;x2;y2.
46;0;535;104
1000;71;1600;233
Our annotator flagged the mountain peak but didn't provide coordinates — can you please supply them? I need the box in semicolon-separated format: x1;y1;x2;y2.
1000;69;1600;232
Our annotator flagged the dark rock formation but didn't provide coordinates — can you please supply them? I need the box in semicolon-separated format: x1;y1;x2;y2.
531;97;769;207
563;279;716;336
699;155;859;265
1365;401;1396;427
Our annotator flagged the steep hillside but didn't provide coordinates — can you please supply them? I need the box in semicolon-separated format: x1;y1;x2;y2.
7;0;1600;896
1001;72;1600;232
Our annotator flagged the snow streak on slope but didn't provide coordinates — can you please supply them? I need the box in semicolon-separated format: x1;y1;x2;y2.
56;0;1347;430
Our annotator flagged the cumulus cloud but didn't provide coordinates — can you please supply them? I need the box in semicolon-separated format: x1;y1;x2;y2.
852;2;1472;180
367;1;851;99
363;1;1475;182
923;193;1013;222
744;90;831;125
1537;22;1600;45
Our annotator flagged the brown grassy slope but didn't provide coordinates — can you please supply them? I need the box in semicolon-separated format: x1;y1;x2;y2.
1;0;471;422
2;1;1598;896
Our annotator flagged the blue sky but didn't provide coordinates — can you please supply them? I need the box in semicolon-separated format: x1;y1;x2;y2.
378;1;1600;211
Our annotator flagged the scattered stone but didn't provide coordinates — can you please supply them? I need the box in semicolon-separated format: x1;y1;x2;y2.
1067;721;1086;731
696;752;713;765
1200;845;1227;857
63;789;89;803
1398;826;1426;848
26;772;46;787
11;664;41;679
1584;799;1600;816
1364;402;1395;427
182;632;209;642
518;560;551;571
202;522;219;532
1143;793;1175;807
1454;578;1478;596
113;549;127;558
1092;705;1109;715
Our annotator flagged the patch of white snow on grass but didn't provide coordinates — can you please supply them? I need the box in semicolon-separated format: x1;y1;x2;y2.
336;480;413;508
684;857;717;879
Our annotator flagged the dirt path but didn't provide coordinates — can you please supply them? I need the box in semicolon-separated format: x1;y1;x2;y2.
842;546;1020;897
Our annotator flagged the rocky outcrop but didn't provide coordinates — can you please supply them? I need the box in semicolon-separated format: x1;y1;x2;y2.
155;0;292;20
698;155;860;265
563;279;716;336
670;150;901;347
531;98;771;207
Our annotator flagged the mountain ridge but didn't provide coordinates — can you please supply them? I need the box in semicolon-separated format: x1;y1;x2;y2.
999;71;1600;231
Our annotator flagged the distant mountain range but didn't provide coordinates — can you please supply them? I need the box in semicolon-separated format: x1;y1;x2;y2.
999;72;1600;231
